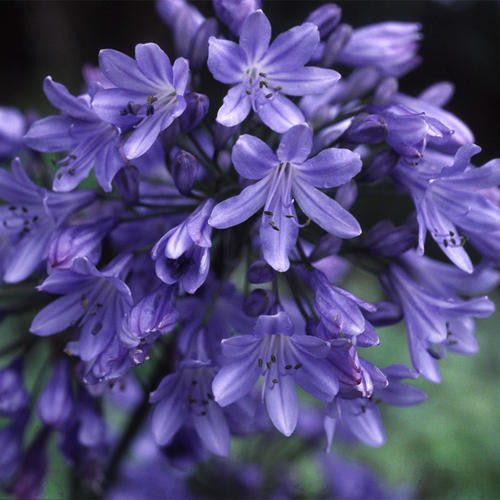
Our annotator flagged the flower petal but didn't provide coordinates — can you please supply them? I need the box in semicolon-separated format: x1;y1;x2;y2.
135;43;173;88
23;116;76;153
232;134;276;180
297;148;362;188
277;124;312;163
30;294;83;336
216;84;252;127
98;49;154;93
240;10;271;64
192;402;230;457
265;374;298;436
207;38;246;84
256;93;305;134
268;66;340;97
262;23;319;73
212;357;260;407
208;176;269;228
293;181;361;238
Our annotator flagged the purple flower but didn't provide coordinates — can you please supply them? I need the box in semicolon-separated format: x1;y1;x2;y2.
393;144;500;273
24;77;125;192
311;269;377;337
346;104;453;164
383;257;495;382
207;10;340;132
92;43;190;159
0;158;95;283
150;359;230;457
337;22;422;77
30;255;133;364
209;124;361;271
48;217;116;269
152;199;215;293
212;311;339;436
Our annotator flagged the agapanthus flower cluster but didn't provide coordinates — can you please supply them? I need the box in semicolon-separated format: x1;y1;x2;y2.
0;1;498;498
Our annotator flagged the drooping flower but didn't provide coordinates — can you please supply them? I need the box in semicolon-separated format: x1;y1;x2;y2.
92;43;190;159
209;124;361;271
207;10;340;132
393;144;500;273
24;77;125;192
336;22;422;77
212;311;339;436
382;256;495;382
0;158;95;283
152;199;215;293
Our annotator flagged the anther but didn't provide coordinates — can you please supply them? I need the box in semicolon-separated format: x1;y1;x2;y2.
259;72;267;77
266;361;271;369
245;89;252;95
272;378;278;384
271;354;277;363
81;294;88;309
269;221;280;231
265;93;273;98
285;364;292;370
264;211;273;216
91;322;102;335
258;358;263;367
273;86;282;91
294;363;302;370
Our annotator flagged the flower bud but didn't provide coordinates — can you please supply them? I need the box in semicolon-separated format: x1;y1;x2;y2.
360;149;398;183
364;301;402;326
322;23;352;67
373;77;398;106
37;358;74;429
363;220;417;258
48;218;115;269
247;260;275;284
114;165;140;204
212;0;262;35
306;3;342;39
344;113;386;144
190;18;218;70
171;149;199;195
180;93;210;132
243;289;271;317
335;180;358;210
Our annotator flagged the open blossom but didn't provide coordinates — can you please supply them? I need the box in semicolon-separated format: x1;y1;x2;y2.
208;10;340;132
212;311;339;436
0;158;95;282
92;43;190;159
30;255;133;364
24;77;125;192
209;124;361;271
